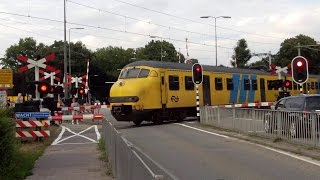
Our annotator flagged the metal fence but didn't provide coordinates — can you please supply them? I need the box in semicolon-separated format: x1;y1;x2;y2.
200;106;320;147
101;120;164;180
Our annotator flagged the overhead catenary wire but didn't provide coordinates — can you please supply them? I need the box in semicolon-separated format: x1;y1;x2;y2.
0;11;233;49
111;0;287;40
67;0;280;45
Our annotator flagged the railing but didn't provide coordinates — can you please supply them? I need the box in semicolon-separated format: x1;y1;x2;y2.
201;106;320;147
102;120;164;180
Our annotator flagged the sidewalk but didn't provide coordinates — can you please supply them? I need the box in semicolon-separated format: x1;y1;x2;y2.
26;132;113;180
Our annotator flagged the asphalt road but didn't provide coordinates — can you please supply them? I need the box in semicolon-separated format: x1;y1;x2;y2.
102;109;320;180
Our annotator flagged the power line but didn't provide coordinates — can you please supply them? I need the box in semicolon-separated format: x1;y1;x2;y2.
0;11;234;49
111;0;285;39
67;0;280;45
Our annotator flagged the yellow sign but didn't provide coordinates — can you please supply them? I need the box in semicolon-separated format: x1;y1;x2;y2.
0;69;13;89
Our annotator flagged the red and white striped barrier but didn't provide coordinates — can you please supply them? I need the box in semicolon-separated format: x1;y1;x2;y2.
16;130;50;138
16;120;50;128
61;105;109;111
49;114;104;122
212;102;274;108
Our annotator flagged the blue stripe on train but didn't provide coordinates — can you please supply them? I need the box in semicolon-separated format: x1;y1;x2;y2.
230;74;240;103
239;75;248;103
248;75;256;102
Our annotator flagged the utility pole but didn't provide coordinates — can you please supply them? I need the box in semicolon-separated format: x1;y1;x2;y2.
63;0;68;99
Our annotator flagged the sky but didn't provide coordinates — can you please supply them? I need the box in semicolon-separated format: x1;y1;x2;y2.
0;0;319;68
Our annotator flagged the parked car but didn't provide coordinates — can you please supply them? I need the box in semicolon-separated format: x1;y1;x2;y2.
264;94;320;137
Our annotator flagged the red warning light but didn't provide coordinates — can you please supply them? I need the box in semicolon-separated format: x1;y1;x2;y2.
196;67;201;72
296;60;303;67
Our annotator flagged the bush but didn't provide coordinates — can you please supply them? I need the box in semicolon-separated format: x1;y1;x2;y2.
0;108;16;179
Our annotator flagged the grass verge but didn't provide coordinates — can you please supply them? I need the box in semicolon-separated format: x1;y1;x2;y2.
1;124;59;180
97;138;113;176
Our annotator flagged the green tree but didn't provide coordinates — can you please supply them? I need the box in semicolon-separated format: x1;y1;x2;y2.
230;39;252;68
144;40;179;62
93;46;134;81
0;37;49;70
275;34;320;74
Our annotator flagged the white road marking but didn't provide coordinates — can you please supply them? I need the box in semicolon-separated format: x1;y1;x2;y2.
94;125;101;140
175;123;320;167
52;126;66;145
174;123;235;140
53;142;97;146
52;125;98;145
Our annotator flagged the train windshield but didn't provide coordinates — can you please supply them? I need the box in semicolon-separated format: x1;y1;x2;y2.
119;68;150;79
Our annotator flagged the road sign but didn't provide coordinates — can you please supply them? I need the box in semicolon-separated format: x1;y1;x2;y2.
0;69;13;89
15;112;50;119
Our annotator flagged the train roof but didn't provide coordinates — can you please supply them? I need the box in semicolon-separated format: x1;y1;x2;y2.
124;60;269;75
124;60;320;78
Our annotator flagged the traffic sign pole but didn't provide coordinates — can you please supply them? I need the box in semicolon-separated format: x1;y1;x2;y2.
35;66;40;100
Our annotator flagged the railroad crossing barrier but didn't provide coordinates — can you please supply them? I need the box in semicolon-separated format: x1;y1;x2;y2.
102;120;164;180
200;106;320;148
15;112;51;139
58;105;110;115
49;114;104;124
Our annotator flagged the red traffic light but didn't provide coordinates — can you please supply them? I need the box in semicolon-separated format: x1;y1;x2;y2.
37;82;51;94
78;88;85;95
284;80;292;88
192;63;203;85
291;56;308;84
296;60;303;67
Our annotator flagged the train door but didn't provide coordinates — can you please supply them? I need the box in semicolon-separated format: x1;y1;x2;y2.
160;72;167;106
202;75;211;105
260;78;266;102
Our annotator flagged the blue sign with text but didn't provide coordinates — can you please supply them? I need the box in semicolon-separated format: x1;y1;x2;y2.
15;112;50;119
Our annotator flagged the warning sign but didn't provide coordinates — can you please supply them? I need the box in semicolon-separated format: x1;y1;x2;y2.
0;69;13;89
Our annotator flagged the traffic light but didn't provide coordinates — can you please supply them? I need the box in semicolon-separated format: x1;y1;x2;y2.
78;88;85;95
291;56;308;84
38;82;51;94
192;63;203;85
284;80;292;89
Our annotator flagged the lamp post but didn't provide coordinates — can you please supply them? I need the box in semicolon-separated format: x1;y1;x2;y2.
150;35;163;61
200;16;231;66
68;27;84;77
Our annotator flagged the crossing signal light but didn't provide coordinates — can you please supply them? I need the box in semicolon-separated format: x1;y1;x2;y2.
291;56;308;84
192;63;203;85
78;88;85;95
284;80;292;89
38;82;51;94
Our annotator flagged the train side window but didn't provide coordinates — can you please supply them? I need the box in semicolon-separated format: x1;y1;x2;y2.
311;82;315;90
185;76;194;90
161;77;164;85
244;79;250;90
252;79;257;90
226;78;233;90
138;69;150;78
316;82;319;90
267;80;274;90
307;83;310;90
169;75;179;90
215;78;223;90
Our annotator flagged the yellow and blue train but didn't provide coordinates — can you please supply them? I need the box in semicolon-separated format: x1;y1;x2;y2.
109;60;320;125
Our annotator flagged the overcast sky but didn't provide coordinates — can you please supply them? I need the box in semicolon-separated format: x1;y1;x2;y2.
0;0;319;67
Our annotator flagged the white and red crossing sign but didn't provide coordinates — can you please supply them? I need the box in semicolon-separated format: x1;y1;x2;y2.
39;69;61;82
270;64;291;75
65;75;87;88
17;53;57;73
16;53;58;100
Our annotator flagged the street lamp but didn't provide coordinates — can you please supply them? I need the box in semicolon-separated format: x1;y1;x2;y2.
69;27;84;77
150;35;163;61
200;16;231;66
